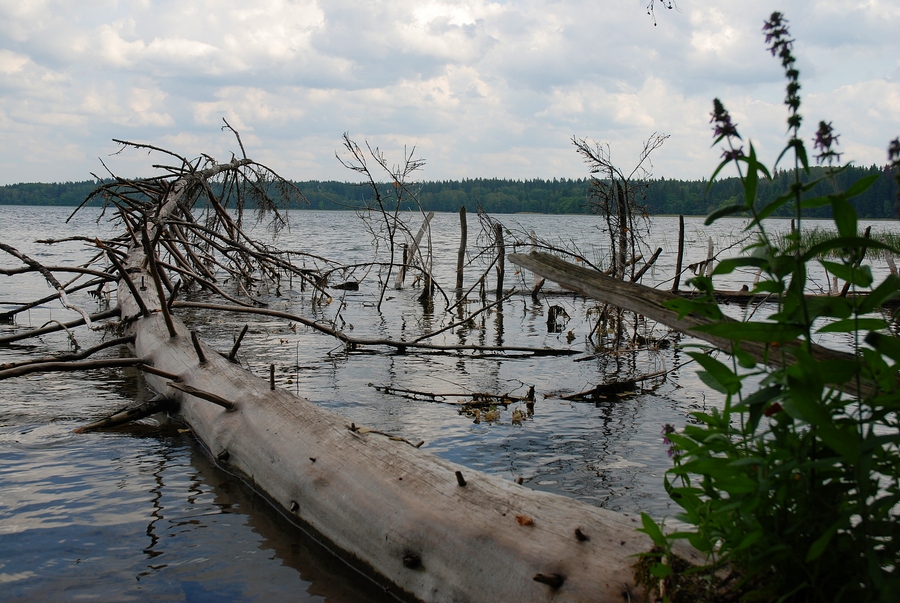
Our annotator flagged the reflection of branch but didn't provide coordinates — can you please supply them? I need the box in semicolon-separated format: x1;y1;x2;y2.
371;383;535;406
412;291;514;343
172;300;579;357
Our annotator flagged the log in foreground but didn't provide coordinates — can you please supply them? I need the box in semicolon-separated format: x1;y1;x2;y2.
111;165;673;602
125;289;662;603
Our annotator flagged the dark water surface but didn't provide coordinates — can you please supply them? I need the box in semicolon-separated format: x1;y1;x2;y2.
2;206;894;600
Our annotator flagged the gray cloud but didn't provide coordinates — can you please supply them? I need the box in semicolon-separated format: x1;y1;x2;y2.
0;0;897;185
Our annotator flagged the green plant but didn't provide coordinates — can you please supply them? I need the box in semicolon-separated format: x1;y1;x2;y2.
639;12;900;603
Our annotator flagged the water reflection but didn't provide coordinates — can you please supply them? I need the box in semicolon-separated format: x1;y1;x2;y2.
0;424;400;603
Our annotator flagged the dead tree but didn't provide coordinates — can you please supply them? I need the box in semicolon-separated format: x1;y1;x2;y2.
336;135;436;310
572;133;669;347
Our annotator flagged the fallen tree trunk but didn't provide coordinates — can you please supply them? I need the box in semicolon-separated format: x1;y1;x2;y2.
107;161;678;602
508;251;889;398
124;261;658;603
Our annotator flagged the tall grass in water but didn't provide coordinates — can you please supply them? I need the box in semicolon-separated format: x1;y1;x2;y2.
770;227;900;260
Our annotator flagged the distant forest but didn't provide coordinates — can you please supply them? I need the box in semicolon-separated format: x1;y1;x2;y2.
1;164;897;218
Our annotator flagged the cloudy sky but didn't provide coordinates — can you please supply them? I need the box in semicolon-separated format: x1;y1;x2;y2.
0;0;897;186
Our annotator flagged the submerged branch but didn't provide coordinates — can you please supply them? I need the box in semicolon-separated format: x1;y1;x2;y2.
172;300;578;356
0;357;142;380
72;395;175;433
0;336;135;371
0;308;121;345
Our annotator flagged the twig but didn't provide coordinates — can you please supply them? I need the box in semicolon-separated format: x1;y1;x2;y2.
0;336;134;371
166;381;237;411
0;308;121;345
0;357;143;380
73;395;174;433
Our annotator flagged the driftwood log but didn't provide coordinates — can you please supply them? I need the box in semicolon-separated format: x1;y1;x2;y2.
508;251;892;399
90;157;689;603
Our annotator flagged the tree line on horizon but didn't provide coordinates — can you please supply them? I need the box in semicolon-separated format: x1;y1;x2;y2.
1;163;896;218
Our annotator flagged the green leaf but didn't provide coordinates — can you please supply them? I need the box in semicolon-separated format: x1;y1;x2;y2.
735;385;782;431
663;297;723;320
753;279;785;295
814;359;861;386
865;332;900;364
820;260;873;288
705;204;748;225
806;522;840;562
857;275;900;314
817;317;887;333
744;144;761;208
638;512;668;548
751;189;794;225
796;140;810;170
650;563;673;579
711;256;767;276
688;351;742;395
799;194;834;209
803;295;853;321
686;532;713;553
733;344;758;369
728;456;765;467
693;321;804;343
708;157;733;188
830;196;858;240
843;172;882;199
785;380;861;460
697;370;733;395
733;530;763;552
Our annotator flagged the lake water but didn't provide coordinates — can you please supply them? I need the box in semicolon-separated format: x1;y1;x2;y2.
1;206;896;601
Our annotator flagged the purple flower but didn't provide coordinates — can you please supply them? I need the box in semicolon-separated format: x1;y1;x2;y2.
763;12;802;133
813;121;842;165
661;424;681;458
711;98;740;140
889;138;900;165
721;148;746;162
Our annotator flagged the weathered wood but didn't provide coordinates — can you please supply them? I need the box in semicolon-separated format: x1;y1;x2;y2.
73;395;173;433
109;162;678;603
494;222;505;298
228;324;249;361
456;206;467;292
128;307;659;602
631;247;662;283
509;251;886;398
397;212;434;291
105;248;150;317
0;336;134;372
672;215;685;293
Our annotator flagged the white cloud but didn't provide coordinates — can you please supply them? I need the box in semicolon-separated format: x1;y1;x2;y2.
0;0;897;185
0;48;28;75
